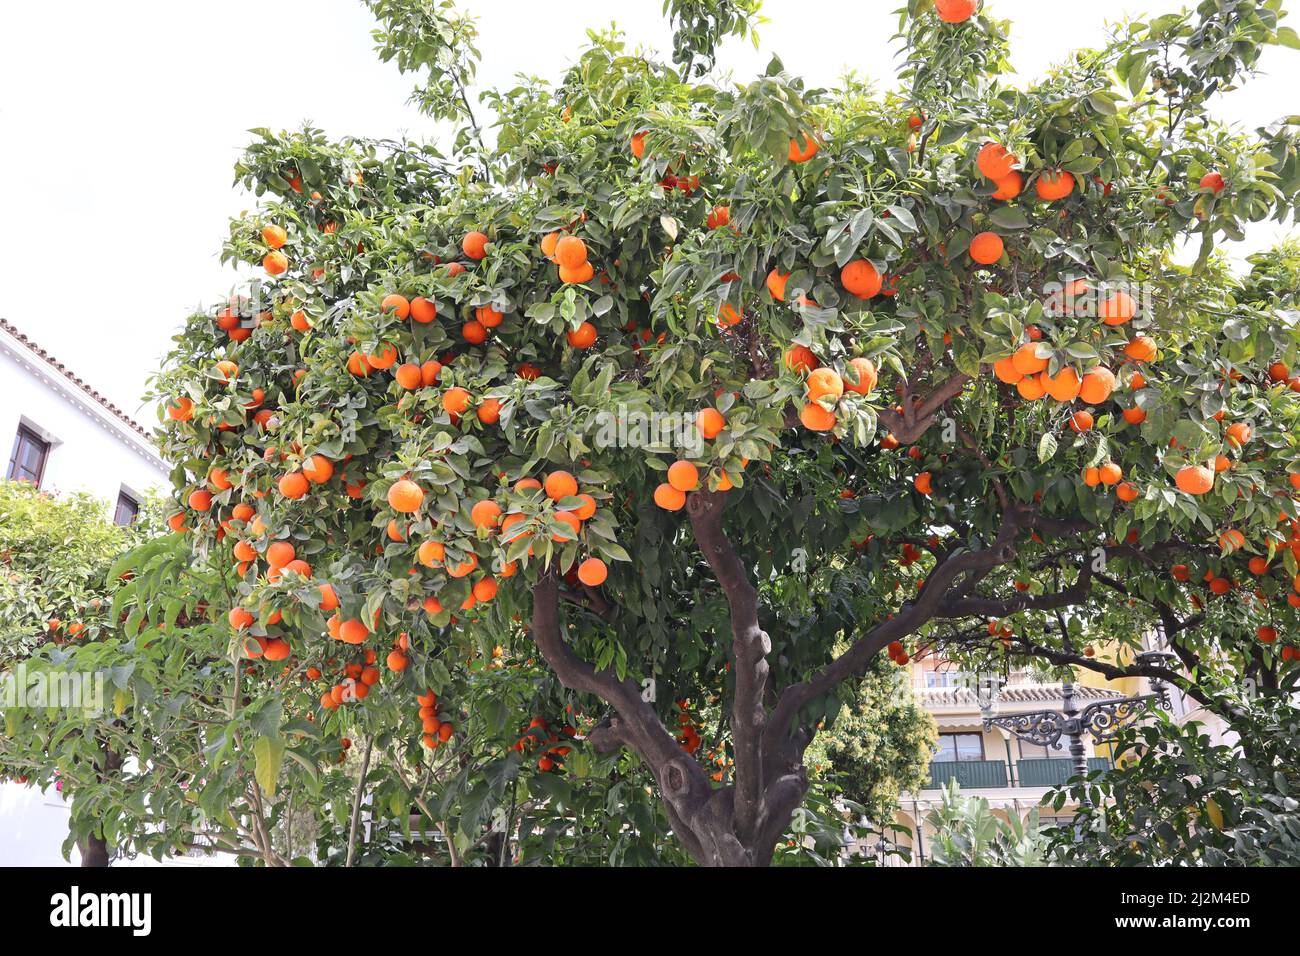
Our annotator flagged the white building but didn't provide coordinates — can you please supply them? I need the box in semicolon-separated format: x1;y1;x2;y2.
1;317;167;519
1;317;172;866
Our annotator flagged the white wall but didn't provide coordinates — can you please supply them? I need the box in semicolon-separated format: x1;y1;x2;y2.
0;329;168;509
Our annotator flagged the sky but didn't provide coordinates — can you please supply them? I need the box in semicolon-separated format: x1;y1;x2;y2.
1;0;1297;415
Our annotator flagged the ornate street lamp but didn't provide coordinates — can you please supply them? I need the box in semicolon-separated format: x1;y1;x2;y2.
979;651;1177;799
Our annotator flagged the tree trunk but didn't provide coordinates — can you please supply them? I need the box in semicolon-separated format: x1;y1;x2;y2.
77;744;122;867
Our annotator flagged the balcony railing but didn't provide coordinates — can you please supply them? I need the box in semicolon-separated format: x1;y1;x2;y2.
1016;757;1111;788
927;760;1008;789
925;757;1112;790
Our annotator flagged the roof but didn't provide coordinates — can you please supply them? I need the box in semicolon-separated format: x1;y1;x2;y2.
919;682;1125;709
0;317;151;438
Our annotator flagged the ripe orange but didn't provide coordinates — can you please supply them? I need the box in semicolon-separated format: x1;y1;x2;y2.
841;259;883;299
555;236;588;270
471;499;502;529
228;608;254;630
914;472;933;495
1122;407;1147;425
278;472;309;499
1098;462;1123;485
303;454;334;484
567;321;597;348
717;303;743;327
784;345;819;374
1099;291;1136;325
1225;422;1252;447
381;293;411;319
1012;343;1049;377
267;540;295;568
1200;172;1226;194
993;357;1021;384
1175;464;1214;495
1069;411;1093;432
545;471;578;501
1123;335;1157;363
707;205;731;230
697;408;726;439
1017;376;1047;400
559;261;595;284
807;368;845;403
409;297;438;324
844;357;878;395
788;132;819;163
1035;169;1075;201
420;360;442;387
477;397;502;424
395;363;423;390
630;131;647;159
991;171;1023;200
442;386;471;417
969;232;1004;265
462;320;488;344
387;650;409;671
766;269;790;301
976;142;1016;180
667;460;700;492
261;224;287;249
347;352;373;376
800;402;836;431
168;396;194;421
447;554;478;578
263;251;288;275
654;483;687;511
1043;367;1082;402
188;489;213;512
577;558;608;586
462;231;489;260
1116;481;1139;502
1079;367;1116;405
573;494;597;520
418;540;445;567
388;479;424;513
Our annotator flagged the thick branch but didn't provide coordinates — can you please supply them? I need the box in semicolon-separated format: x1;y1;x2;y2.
686;489;768;845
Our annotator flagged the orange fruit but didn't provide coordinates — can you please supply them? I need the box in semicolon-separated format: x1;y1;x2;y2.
654;483;686;511
844;357;878;394
567;321;597;348
1069;411;1094;432
1043;367;1082;402
1098;462;1123;485
1099;291;1136;325
1122;407;1147;425
462;320;488;344
263;251;288;275
443;387;471;417
188;489;213;512
409;297;438;324
1079;367;1116;405
420;360;442;387
630;131;647;159
1035;169;1075;201
667;460;700;492
1175;465;1214;495
471;499;502;529
303;454;334;484
807;368;845;403
717;303;743;327
278;472;309;499
555;236;588;270
1116;481;1139;502
841;259;883;299
800;402;837;431
976;142;1016;180
228;608;254;630
261;224;287;249
168;396;194;421
577;558;608;586
395;363;423;390
697;408;726;439
477;397;502;424
559;261;595;284
1123;336;1157;363
914;472;933;495
462;231;489;260
380;293;411;319
388;479;424;513
544;471;578;501
784;345;819;374
1016;376;1046;400
993;357;1021;384
1226;422;1252;448
991;171;1023;200
1012;343;1049;377
969;232;1004;265
766;269;790;301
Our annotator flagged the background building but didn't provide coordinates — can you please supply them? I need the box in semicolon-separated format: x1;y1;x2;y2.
1;317;172;865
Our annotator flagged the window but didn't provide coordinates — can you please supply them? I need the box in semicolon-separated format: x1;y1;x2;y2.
935;733;985;762
7;425;49;486
114;491;140;527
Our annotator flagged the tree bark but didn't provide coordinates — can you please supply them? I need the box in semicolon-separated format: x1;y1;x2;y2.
78;744;122;867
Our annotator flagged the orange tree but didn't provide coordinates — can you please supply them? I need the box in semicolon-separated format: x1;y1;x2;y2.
147;0;1300;865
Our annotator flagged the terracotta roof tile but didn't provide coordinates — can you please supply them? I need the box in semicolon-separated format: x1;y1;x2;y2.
0;317;151;438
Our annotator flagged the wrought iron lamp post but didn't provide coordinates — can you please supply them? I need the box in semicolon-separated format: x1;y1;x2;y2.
979;651;1178;802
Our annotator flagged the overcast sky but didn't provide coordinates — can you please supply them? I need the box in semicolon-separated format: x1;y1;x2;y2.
1;0;1296;414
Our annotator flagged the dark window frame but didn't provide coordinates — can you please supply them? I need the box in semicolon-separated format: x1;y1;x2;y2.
7;424;50;487
114;490;140;527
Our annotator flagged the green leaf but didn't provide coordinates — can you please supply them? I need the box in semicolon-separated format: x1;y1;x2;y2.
253;735;285;797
